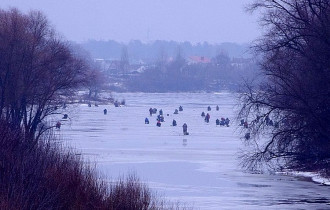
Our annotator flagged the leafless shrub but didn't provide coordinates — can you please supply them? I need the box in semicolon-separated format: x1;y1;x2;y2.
239;0;330;174
0;8;88;139
0;121;190;209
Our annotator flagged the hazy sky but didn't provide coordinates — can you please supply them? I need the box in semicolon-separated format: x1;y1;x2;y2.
0;0;260;44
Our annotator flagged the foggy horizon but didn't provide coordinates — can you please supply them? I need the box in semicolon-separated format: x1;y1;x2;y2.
0;0;260;44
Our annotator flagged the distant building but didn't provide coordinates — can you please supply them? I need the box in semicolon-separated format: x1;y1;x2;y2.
231;57;254;68
187;56;211;65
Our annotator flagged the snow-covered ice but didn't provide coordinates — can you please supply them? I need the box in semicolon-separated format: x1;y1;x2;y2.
59;92;330;209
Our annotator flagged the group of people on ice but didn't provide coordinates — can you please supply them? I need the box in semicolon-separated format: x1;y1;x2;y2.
201;105;230;127
146;106;189;135
216;117;230;127
146;105;233;136
241;115;279;140
240;115;279;129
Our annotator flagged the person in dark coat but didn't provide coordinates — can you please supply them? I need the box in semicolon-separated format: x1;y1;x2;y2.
205;113;210;123
207;106;211;111
256;116;260;123
104;109;107;115
225;118;230;127
269;119;274;126
149;108;153;116
216;105;219;111
245;132;251;140
174;109;179;114
220;118;225;126
172;119;177;126
182;123;188;135
201;112;205;117
179;106;183;111
156;120;161;127
56;121;61;129
265;116;270;125
145;118;149;124
216;119;220;126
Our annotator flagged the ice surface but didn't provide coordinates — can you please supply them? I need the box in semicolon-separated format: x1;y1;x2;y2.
58;92;330;209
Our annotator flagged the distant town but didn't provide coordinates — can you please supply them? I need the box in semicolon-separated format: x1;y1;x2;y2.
81;40;259;92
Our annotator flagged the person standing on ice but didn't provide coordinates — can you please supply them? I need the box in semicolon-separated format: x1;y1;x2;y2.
201;112;205;117
145;117;149;124
205;113;210;123
182;123;188;135
172;119;177;126
56;121;61;129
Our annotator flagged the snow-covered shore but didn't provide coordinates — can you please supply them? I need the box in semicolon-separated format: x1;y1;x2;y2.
279;171;330;186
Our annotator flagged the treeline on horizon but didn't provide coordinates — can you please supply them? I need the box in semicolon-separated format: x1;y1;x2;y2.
80;39;251;61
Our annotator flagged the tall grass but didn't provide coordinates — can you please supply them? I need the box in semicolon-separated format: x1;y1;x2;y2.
0;121;190;209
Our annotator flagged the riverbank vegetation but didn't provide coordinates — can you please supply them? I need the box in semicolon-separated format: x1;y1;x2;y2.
0;121;182;209
239;0;330;177
0;8;187;209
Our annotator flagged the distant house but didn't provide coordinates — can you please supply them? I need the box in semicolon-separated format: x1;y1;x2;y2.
187;56;211;65
231;57;254;68
107;60;121;74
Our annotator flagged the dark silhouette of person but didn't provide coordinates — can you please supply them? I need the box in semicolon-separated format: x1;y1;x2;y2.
225;118;230;127
172;119;177;126
145;118;149;124
56;121;61;129
183;123;188;135
205;113;210;123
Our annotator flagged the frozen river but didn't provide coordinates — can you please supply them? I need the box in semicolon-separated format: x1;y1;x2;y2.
59;92;329;209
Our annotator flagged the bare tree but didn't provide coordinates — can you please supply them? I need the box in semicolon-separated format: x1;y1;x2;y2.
0;9;87;140
85;64;105;99
157;46;168;74
120;45;129;74
239;0;330;173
